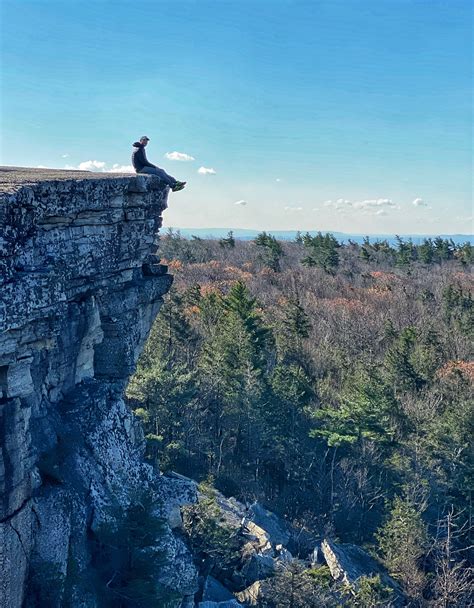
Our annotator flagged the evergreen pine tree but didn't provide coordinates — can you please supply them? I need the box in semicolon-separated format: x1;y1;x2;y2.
302;232;340;273
376;497;428;600
254;231;284;271
219;230;236;249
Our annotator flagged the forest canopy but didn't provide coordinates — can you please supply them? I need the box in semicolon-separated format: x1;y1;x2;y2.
127;231;473;606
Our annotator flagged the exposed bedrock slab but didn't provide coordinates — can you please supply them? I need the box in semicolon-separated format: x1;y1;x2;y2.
321;539;404;604
0;168;197;607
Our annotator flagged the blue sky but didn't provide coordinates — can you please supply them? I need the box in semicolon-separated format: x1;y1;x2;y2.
1;0;472;234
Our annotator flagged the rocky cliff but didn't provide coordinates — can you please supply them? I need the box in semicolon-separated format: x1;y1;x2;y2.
0;168;197;607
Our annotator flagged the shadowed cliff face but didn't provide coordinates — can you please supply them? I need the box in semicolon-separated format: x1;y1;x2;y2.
0;168;197;608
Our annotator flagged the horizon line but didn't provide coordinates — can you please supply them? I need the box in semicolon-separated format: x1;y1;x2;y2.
165;226;474;238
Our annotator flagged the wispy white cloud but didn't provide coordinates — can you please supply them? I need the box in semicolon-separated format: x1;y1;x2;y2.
276;178;281;182
37;165;50;168
198;166;216;175
324;198;352;210
234;200;247;206
107;164;134;173
352;198;395;210
322;197;398;216
64;160;133;173
412;197;427;207
61;153;70;158
284;205;303;212
75;160;106;171
165;151;195;161
81;160;106;171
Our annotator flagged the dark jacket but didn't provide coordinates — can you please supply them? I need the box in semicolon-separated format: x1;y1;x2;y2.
131;142;156;172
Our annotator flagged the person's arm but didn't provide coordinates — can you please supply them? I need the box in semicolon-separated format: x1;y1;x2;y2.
140;148;156;168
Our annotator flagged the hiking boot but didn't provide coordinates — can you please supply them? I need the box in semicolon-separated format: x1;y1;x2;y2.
172;181;186;192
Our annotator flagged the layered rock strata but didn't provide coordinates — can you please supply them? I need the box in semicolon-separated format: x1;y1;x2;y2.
0;168;197;607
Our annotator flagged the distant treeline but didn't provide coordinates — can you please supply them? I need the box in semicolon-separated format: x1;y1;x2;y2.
171;227;474;248
162;228;473;269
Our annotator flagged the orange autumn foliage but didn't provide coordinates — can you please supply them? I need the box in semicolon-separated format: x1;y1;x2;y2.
166;259;184;272
436;360;474;383
199;280;239;295
365;286;393;297
369;270;400;283
200;284;223;297
223;266;253;281
184;305;201;317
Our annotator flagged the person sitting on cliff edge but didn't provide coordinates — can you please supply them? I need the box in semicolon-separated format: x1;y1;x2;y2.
131;136;186;192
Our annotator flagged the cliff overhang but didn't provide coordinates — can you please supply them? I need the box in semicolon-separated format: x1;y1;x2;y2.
0;168;196;607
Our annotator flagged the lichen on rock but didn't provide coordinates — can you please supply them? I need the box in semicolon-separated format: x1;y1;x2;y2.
0;168;197;607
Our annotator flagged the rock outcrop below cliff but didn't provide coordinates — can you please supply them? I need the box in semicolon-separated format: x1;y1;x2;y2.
0;168;197;607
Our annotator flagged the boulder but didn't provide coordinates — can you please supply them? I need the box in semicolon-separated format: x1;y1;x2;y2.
201;490;246;530
159;472;198;528
249;503;291;546
202;575;235;602
241;520;272;553
275;544;293;563
321;539;403;601
235;581;264;606
239;551;275;584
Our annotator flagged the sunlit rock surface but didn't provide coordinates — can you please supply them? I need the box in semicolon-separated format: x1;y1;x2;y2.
0;168;197;607
321;539;404;604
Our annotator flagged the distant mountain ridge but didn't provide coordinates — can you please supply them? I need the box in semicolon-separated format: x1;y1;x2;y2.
168;227;473;246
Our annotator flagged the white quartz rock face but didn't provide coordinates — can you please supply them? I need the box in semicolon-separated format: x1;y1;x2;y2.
0;169;197;607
